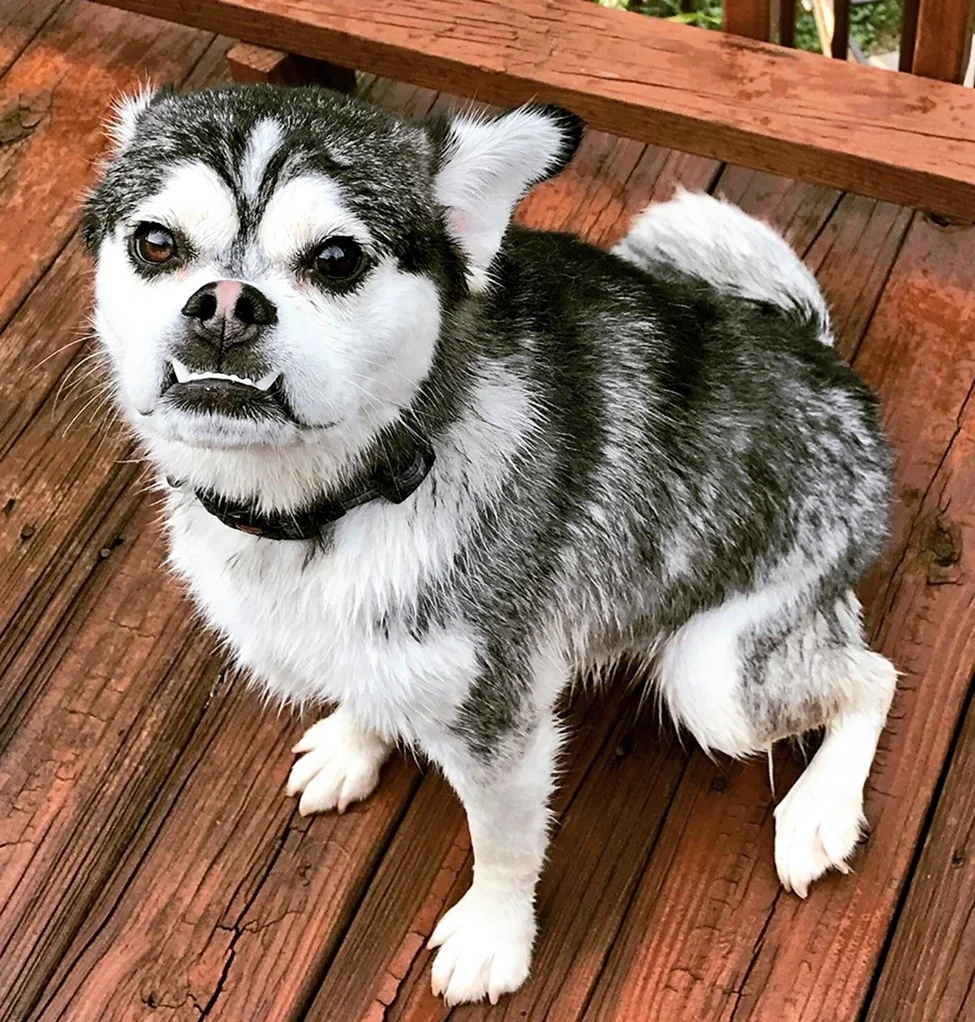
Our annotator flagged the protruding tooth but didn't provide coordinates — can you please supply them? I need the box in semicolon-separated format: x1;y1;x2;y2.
171;358;192;384
168;361;279;391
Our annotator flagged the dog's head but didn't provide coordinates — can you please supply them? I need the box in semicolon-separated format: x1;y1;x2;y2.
84;83;581;468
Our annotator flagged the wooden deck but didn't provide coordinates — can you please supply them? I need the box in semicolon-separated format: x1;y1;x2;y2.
2;4;975;1020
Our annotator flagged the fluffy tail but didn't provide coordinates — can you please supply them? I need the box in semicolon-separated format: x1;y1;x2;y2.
613;189;833;347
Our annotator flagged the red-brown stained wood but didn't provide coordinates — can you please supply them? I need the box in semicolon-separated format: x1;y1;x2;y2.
30;687;421;1022
864;691;975;1022
804;194;913;356
0;0;64;77
913;0;975;83
305;691;687;1022
0;504;219;1022
0;0;212;332
724;0;772;41
91;0;975;220
900;0;922;71
581;211;975;1022
0;29;234;1022
227;40;357;90
831;0;851;59
715;165;840;252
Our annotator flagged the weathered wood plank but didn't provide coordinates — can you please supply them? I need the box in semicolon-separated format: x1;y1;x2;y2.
91;0;975;219
0;0;212;335
0;0;64;78
227;40;356;90
304;690;686;1022
30;684;422;1022
863;689;975;1022
913;0;975;83
0;505;218;1022
0;33;237;1022
0;36;232;725
581;212;975;1021
715;166;840;252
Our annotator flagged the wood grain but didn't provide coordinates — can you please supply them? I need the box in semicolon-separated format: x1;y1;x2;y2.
90;0;975;220
227;40;357;90
581;210;975;1022
0;504;218;1022
0;0;64;78
0;0;212;334
0;25;234;1021
305;689;687;1022
913;0;975;83
864;689;975;1022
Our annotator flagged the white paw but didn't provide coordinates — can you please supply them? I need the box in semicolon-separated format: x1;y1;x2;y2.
774;767;865;898
286;713;389;816
427;885;535;1005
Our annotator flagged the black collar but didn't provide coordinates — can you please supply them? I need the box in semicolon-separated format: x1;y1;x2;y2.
173;422;435;541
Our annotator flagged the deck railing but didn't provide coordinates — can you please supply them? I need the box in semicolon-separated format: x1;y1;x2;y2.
724;0;975;82
90;0;975;220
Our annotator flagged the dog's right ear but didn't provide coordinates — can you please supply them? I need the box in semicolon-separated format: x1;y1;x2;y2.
107;82;175;153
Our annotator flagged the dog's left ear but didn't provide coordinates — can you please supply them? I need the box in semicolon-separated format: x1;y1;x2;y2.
432;104;583;290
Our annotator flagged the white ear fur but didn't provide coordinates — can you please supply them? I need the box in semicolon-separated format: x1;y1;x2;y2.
107;82;159;153
434;105;580;291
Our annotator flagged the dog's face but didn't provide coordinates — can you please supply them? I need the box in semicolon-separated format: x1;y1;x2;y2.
84;84;580;457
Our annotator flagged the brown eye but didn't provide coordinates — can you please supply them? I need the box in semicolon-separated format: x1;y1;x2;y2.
133;223;177;265
312;237;363;281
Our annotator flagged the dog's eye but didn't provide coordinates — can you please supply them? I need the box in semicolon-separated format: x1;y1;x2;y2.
312;237;363;281
133;223;177;265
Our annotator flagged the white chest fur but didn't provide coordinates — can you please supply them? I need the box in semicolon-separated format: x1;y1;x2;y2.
165;490;480;742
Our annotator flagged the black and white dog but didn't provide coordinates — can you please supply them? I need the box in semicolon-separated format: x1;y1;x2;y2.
83;83;896;1005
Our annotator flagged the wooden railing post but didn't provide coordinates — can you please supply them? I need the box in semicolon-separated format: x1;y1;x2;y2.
723;0;773;40
227;41;357;90
910;0;975;82
779;0;796;47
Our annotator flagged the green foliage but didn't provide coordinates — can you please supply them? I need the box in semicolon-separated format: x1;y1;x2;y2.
595;0;905;57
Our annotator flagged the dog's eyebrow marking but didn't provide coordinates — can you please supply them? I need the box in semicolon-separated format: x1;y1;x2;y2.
258;173;372;264
240;118;284;201
135;160;238;251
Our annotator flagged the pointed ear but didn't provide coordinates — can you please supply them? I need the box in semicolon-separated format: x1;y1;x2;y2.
432;104;583;290
106;82;175;153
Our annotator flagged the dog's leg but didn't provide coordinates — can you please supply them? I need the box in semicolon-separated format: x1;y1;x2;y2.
658;586;895;897
287;705;392;815
423;705;562;1005
773;655;894;897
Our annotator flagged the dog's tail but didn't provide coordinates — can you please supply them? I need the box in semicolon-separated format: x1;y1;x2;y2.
613;188;833;347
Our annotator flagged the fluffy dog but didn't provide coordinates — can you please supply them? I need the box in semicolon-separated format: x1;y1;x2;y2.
83;82;896;1005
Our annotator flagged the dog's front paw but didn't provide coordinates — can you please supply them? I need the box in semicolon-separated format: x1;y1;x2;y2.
774;765;865;898
286;712;389;815
427;885;535;1005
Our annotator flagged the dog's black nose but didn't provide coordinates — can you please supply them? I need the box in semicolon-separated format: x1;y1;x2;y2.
181;280;277;349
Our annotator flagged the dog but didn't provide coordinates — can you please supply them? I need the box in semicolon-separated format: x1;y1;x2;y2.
83;82;896;1006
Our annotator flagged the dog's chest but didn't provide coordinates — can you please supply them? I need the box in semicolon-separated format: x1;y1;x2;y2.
165;495;475;736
